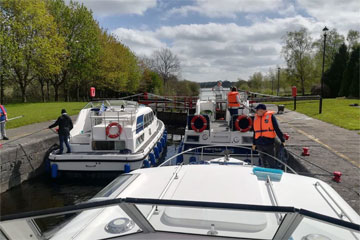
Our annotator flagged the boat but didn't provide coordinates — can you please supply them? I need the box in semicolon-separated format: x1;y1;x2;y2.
47;100;166;176
178;88;260;164
1;146;359;240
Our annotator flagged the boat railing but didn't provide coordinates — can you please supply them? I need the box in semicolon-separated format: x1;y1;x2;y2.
159;144;297;174
1;197;359;240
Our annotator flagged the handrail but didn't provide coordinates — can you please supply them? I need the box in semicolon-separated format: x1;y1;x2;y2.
266;176;283;224
159;144;298;174
314;181;355;223
1;198;359;233
146;164;183;220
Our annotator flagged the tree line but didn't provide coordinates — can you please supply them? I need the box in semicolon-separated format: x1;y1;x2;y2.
236;28;359;97
0;0;199;103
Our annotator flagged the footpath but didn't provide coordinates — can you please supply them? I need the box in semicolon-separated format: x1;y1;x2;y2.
267;104;360;214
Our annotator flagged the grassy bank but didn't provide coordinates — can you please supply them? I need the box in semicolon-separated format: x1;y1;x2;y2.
271;98;360;130
4;102;86;129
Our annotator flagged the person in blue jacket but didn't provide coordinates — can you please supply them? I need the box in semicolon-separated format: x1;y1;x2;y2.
49;109;73;154
0;105;9;140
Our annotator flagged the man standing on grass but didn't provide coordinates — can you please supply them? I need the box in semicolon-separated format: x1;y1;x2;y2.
252;104;285;168
0;105;9;140
49;109;73;154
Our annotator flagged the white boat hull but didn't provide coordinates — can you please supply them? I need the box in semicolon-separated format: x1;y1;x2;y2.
48;120;166;172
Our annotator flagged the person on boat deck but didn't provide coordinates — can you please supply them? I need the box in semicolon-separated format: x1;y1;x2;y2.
0;105;9;140
227;87;241;124
252;104;285;168
213;81;224;110
212;81;223;96
49;109;73;154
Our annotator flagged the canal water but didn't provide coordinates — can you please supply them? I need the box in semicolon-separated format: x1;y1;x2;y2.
0;133;183;218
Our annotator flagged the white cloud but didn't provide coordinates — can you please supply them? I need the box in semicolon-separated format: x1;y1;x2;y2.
296;0;360;35
168;0;282;18
112;16;319;81
102;0;359;82
71;0;157;16
112;28;166;55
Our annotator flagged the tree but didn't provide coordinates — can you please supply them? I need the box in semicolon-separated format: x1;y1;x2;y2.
339;46;359;97
313;29;345;69
340;46;359;97
348;47;359;98
0;10;14;104
151;48;181;83
96;31;141;94
282;28;313;95
347;30;360;50
323;44;348;97
47;0;100;101
248;72;263;91
1;0;66;102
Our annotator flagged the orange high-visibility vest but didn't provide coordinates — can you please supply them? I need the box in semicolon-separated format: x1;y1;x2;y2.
253;111;276;139
227;92;240;108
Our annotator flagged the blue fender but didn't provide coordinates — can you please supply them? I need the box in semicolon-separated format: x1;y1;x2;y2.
51;164;58;179
157;142;162;153
143;159;150;168
154;147;159;159
124;163;131;173
161;137;166;147
149;152;156;166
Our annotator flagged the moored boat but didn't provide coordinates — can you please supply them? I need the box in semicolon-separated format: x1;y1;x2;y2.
179;88;260;165
48;100;166;176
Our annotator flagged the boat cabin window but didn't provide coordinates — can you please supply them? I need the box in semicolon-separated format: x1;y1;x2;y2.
144;111;154;128
92;141;126;151
136;133;145;148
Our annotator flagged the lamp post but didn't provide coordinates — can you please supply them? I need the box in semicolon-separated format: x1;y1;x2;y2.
319;26;328;114
277;67;280;96
271;75;274;95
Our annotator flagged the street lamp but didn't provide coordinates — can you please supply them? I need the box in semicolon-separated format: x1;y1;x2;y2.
319;26;328;114
277;67;280;96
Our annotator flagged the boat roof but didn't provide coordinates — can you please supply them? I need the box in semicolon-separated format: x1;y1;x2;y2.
124;164;359;221
45;162;360;239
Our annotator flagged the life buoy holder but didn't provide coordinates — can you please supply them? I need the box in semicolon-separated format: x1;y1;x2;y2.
235;115;252;132
191;115;207;133
106;122;122;138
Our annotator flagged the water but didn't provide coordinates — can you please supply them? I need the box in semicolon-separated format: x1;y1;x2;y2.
0;134;182;217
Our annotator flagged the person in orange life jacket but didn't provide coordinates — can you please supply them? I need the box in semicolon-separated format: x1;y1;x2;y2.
252;104;285;168
227;87;241;126
0;105;9;140
49;109;73;154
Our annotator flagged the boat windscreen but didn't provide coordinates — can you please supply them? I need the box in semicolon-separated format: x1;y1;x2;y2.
93;175;132;198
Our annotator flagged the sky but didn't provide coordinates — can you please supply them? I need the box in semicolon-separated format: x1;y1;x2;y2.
73;0;359;82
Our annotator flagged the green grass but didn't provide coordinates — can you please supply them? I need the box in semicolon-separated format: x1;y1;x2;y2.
271;98;360;130
4;102;86;129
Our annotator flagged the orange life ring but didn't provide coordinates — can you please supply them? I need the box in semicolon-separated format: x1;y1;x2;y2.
235;115;252;132
106;122;122;138
191;115;207;133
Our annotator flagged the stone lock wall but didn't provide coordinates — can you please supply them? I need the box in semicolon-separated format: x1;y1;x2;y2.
0;134;58;193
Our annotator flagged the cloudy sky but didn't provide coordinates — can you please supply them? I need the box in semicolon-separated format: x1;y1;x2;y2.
75;0;359;82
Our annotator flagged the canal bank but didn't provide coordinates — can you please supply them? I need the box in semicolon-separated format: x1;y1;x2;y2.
267;104;360;214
